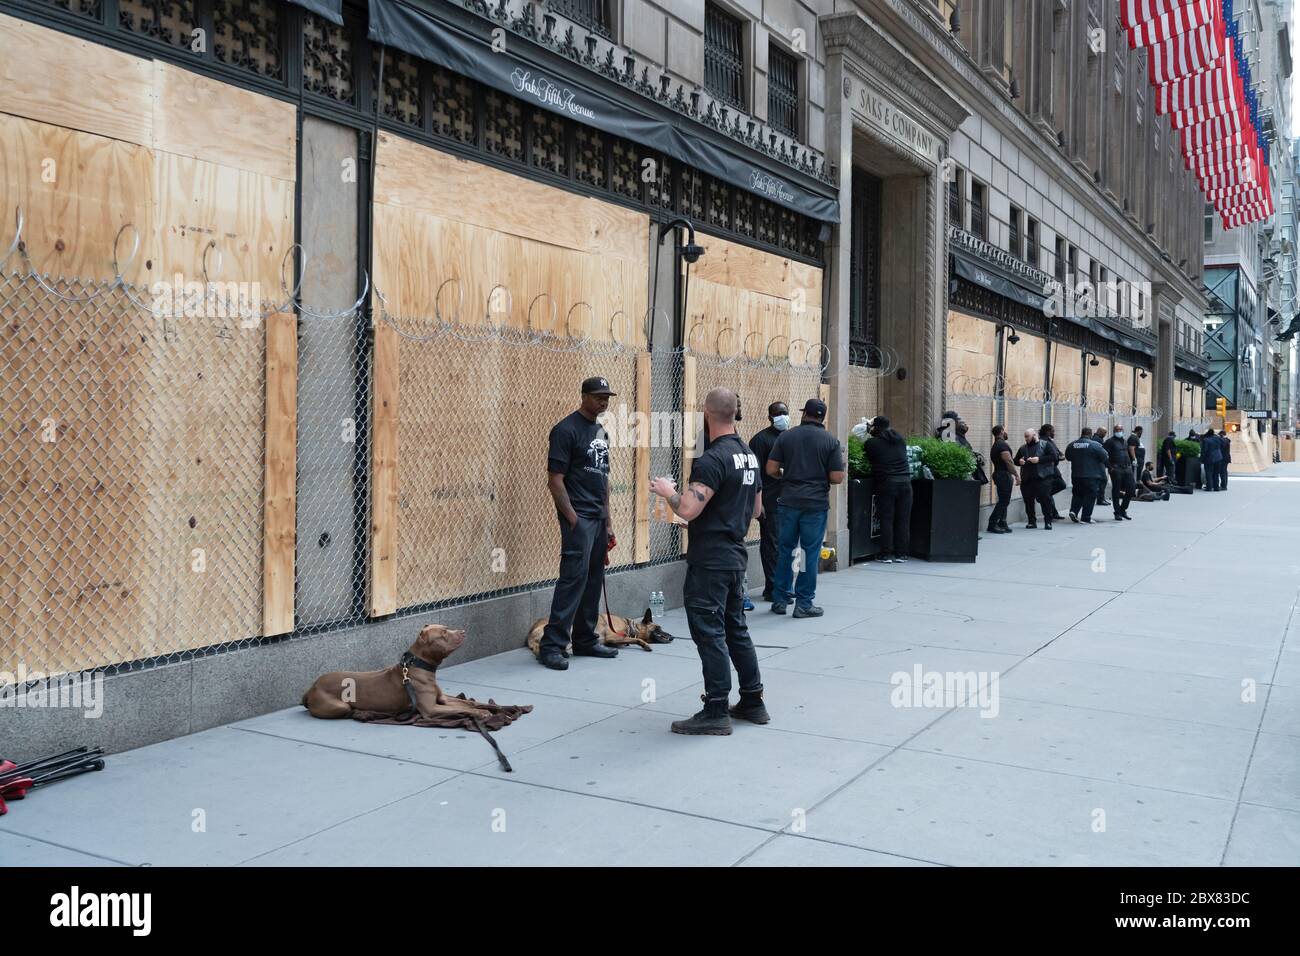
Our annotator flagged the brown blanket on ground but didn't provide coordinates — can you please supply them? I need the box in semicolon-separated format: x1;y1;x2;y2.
349;693;532;732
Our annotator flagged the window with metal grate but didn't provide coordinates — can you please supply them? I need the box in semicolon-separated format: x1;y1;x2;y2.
705;3;746;111
549;0;614;40
970;180;987;240
768;43;800;139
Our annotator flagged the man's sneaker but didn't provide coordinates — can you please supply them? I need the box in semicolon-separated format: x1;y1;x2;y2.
1069;512;1079;523
1026;521;1037;529
792;604;824;618
1120;513;1132;521
877;554;894;563
894;556;908;563
770;602;787;615
670;696;732;735
729;689;771;724
538;651;569;670
1098;498;1111;506
742;595;755;611
572;643;618;658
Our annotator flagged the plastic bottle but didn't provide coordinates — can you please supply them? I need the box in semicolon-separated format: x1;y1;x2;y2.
650;590;665;620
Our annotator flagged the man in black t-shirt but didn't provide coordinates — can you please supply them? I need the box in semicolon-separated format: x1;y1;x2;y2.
748;401;790;602
987;425;1019;534
537;376;620;670
651;387;766;735
766;399;846;617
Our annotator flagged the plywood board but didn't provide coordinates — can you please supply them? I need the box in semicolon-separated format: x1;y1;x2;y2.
375;132;646;260
1136;370;1153;415
1113;362;1135;412
151;61;296;182
0;13;154;148
0;113;154;284
152;150;295;294
944;311;996;390
1087;359;1113;407
1050;344;1083;403
689;231;822;303
1004;331;1046;393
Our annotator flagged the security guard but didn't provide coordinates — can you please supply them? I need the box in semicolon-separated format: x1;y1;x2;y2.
748;401;789;602
537;376;620;670
1065;427;1109;523
650;387;767;735
1103;425;1135;520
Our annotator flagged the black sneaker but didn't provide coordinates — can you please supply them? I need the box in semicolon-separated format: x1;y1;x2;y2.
1026;521;1037;529
770;602;787;615
671;696;732;735
1043;521;1052;530
1120;513;1132;521
1069;512;1079;523
894;556;908;563
792;605;824;618
987;525;1005;534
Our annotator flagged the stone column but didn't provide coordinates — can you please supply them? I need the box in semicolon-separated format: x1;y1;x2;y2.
1151;281;1181;441
823;50;854;563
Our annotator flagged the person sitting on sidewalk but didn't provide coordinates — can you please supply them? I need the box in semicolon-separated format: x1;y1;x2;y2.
1137;462;1170;501
766;398;845;618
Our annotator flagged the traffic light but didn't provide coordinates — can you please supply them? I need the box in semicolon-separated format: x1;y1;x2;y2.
1216;396;1228;421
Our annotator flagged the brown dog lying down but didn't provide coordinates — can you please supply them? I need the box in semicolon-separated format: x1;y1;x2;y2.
302;624;531;732
526;609;675;656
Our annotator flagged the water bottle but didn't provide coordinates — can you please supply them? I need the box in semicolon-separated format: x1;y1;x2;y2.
650;590;665;621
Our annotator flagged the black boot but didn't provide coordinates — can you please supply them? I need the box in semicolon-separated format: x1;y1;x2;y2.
729;688;771;724
671;695;732;735
998;520;1013;534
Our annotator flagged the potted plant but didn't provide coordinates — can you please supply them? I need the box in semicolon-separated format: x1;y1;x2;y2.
846;433;880;561
907;436;980;563
1174;438;1201;490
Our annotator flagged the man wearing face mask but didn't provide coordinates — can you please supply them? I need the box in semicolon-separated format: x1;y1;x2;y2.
748;402;789;603
1103;425;1135;520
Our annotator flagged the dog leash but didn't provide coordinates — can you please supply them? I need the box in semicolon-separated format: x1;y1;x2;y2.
400;653;515;773
602;532;626;637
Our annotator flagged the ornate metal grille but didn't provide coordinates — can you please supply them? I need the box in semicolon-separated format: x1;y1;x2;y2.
303;8;354;105
430;63;475;143
483;89;524;162
548;0;612;41
375;46;421;128
768;43;800;139
969;179;987;240
609;137;640;200
118;0;197;52
678;167;705;222
36;0;101;19
706;176;731;230
850;168;881;359
212;0;282;81
529;107;568;175
704;3;746;111
573;126;606;188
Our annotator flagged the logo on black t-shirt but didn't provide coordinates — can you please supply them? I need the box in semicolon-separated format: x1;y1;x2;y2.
732;451;758;484
586;436;610;474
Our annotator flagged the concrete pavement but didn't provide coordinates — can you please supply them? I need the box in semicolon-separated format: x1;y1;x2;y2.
4;467;1300;866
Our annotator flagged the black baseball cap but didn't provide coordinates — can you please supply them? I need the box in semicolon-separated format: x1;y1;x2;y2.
803;398;827;417
581;376;617;396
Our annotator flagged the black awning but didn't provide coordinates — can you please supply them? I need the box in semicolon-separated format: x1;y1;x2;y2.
1066;313;1156;356
950;250;1047;311
289;0;342;26
368;0;840;222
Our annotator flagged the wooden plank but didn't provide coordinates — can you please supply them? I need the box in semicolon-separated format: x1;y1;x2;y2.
369;320;399;617
375;132;647;260
151;61;296;182
634;351;652;565
262;311;296;637
0;113;155;284
0;13;154;148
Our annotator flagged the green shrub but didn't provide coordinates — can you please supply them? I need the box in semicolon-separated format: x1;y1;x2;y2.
847;433;870;478
1174;439;1201;458
906;436;977;480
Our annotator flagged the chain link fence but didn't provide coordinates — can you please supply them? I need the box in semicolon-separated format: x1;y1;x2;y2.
1;269;267;678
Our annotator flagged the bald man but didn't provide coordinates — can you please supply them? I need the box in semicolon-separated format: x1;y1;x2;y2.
651;387;767;735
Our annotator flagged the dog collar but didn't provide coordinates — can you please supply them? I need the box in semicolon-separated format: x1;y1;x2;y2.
400;652;438;681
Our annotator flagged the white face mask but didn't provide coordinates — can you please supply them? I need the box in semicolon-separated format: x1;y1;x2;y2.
773;415;791;431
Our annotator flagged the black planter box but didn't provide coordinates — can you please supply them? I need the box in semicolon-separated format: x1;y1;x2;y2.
909;478;980;563
1176;454;1200;491
848;477;880;561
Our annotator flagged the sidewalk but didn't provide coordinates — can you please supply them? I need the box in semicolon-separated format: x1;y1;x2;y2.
4;468;1300;866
